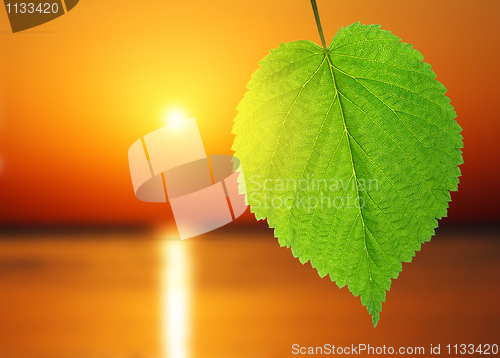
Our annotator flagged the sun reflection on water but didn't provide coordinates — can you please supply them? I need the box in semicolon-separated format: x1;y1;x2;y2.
161;240;190;358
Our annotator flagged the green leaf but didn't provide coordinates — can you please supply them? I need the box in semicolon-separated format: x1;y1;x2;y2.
232;22;463;326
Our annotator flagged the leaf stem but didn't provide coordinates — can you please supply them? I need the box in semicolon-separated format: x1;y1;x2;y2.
310;0;327;50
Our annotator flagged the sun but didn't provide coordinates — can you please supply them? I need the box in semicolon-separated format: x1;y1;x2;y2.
164;109;186;126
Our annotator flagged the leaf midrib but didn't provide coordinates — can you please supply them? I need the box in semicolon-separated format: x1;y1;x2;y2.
324;51;376;306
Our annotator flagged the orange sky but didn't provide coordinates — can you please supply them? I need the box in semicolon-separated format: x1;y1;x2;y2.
0;0;498;226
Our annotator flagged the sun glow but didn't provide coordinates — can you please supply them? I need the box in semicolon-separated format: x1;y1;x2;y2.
161;240;190;358
164;109;186;126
